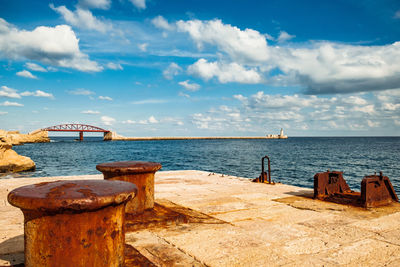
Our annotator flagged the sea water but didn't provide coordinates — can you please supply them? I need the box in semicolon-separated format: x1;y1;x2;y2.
8;137;400;192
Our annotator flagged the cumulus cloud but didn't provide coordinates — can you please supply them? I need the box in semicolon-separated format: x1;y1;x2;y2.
277;31;295;43
16;70;37;79
138;116;158;124
0;111;7;115
177;19;270;63
138;43;148;52
176;18;400;94
81;110;100;114
163;63;182;80
101;115;115;125
0;101;23;107
188;59;262;84
21;90;54;98
68;89;95;95
152;16;174;31
0;18;102;72
50;4;112;33
106;62;123;70
178;80;200;91
78;0;111;10
98;96;112;101
0;86;21;98
25;62;47;72
129;0;146;9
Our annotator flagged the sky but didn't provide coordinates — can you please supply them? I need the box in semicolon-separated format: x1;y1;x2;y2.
1;0;400;137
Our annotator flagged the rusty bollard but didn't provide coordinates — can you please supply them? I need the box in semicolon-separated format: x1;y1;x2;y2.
7;180;137;267
96;161;162;214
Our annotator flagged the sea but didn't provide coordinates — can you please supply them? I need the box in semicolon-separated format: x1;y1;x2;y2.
6;136;400;192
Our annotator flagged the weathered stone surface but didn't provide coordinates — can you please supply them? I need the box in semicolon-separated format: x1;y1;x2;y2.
0;129;49;145
1;171;400;266
0;143;35;173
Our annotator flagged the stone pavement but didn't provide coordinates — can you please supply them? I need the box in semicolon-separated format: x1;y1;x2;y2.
1;171;400;266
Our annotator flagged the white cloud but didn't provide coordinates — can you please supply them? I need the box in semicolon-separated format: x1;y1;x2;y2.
177;19;270;63
81;110;100;114
148;116;158;123
78;0;111;10
25;62;47;72
16;70;37;79
138;116;158;124
353;104;375;114
188;59;262;84
0;111;7;115
0;86;21;98
277;31;295;43
163;63;182;80
68;89;95;95
367;120;380;127
98;96;113;101
50;4;112;33
178;80;200;91
122;119;136;124
0;18;102;72
129;0;146;9
106;62;123;70
0;101;23;107
21;90;54;98
177;18;400;94
138;43;148;52
101;115;115;125
152;16;174;31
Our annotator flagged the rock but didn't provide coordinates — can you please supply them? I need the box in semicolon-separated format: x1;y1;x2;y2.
104;131;126;141
0;139;35;173
0;129;50;145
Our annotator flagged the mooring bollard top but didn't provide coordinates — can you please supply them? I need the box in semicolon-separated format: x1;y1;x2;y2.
7;180;137;212
96;161;162;174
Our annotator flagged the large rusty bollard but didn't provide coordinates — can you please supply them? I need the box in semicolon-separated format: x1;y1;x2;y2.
7;180;137;267
96;161;162;214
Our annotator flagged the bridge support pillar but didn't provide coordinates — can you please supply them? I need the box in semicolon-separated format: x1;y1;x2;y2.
79;131;83;141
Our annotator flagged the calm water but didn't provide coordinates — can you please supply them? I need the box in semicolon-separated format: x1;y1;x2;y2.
7;137;400;192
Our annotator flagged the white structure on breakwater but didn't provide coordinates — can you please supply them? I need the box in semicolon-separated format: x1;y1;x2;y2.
266;128;288;139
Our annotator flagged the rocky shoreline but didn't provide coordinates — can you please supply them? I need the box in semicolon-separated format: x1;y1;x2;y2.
0;129;50;173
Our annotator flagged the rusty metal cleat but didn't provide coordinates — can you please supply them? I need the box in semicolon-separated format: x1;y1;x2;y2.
252;155;275;184
361;172;399;208
313;170;398;208
313;171;352;200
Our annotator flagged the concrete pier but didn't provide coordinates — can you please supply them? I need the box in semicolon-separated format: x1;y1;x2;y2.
1;171;400;266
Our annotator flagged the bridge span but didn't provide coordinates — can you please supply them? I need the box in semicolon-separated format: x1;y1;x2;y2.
42;124;110;141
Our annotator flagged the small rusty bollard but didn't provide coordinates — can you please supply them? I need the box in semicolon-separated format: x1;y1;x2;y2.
96;161;162;214
7;180;137;267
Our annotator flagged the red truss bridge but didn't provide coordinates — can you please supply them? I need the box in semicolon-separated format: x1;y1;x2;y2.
42;124;110;141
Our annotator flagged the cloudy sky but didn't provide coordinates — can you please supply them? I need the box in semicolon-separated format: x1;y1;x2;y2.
1;0;400;136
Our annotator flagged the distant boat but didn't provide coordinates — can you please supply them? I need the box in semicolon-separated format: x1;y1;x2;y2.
266;128;288;139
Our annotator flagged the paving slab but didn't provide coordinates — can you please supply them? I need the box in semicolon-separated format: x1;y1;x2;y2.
0;170;400;266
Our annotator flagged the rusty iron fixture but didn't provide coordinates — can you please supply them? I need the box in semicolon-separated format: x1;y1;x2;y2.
361;172;399;208
96;161;162;215
7;180;137;267
314;170;398;208
252;155;275;184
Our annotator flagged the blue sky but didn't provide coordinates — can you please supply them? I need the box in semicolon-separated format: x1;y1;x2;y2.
1;0;400;137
